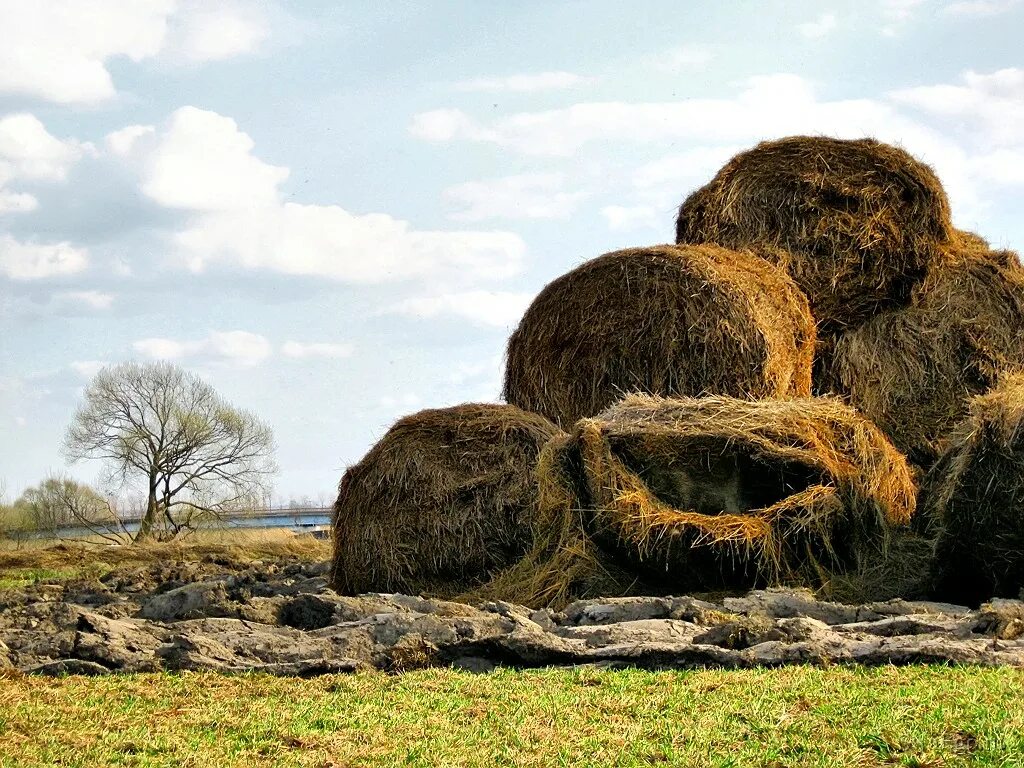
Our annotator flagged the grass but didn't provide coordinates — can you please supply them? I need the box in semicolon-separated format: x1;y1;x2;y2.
1;666;1023;767
0;565;109;590
0;529;330;577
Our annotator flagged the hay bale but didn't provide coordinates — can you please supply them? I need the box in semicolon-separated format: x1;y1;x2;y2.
921;374;1024;605
329;403;563;596
820;237;1024;468
675;136;955;333
479;394;917;608
503;244;816;429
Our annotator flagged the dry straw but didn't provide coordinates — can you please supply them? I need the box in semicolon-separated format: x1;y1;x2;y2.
503;244;816;429
477;394;917;609
330;403;563;596
675;136;955;333
920;373;1024;605
821;234;1024;468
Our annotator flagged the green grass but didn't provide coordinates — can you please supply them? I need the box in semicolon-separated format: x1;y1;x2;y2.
2;666;1023;767
0;565;105;590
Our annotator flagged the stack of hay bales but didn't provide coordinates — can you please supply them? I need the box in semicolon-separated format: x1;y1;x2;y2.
476;394;916;608
331;132;1024;610
674;137;954;335
330;403;562;596
675;136;1024;472
822;237;1024;466
919;375;1024;605
503;244;817;428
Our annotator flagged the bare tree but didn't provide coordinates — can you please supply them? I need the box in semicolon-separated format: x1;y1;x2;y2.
12;475;129;543
63;361;277;541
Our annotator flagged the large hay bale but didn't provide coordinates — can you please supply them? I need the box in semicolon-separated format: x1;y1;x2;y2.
921;374;1024;605
479;394;917;608
329;403;563;596
675;136;955;333
503;244;816;429
821;237;1024;468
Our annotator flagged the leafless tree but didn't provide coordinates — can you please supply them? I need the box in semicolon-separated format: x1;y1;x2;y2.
13;475;130;544
63;361;277;541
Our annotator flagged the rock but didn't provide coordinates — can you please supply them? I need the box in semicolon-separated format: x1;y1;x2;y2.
140;581;233;621
5;553;1024;675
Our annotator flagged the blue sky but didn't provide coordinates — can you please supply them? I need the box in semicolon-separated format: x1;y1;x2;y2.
2;0;1023;502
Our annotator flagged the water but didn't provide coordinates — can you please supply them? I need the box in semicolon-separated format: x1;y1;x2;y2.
34;511;332;540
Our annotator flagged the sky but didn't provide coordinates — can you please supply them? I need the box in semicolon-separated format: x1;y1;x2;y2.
1;0;1023;503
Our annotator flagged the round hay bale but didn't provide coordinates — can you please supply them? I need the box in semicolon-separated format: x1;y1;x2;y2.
479;393;917;608
329;403;563;596
820;237;1024;468
921;374;1024;605
675;136;955;333
503;244;816;429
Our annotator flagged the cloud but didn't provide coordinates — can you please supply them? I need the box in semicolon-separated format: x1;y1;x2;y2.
281;341;354;359
70;360;108;379
647;45;714;72
117;106;526;283
454;71;592;92
53;291;115;311
799;13;838;38
0;236;88;280
443;173;590;221
889;68;1024;146
0;113;89;214
409;71;1024;218
600;205;661;232
132;330;272;367
0;1;273;104
943;0;1020;15
389;290;534;328
134;107;288;211
160;1;270;64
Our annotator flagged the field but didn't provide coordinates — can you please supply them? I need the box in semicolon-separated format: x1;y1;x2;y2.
2;666;1023;767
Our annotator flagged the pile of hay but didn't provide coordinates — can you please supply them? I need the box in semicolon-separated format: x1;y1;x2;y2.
675;136;954;333
330;403;563;596
503;244;816;428
478;393;917;609
920;374;1024;605
821;236;1024;468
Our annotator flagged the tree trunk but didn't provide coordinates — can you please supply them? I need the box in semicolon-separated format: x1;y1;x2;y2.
135;477;158;542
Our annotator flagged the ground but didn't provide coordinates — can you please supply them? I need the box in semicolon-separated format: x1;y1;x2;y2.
1;535;1023;767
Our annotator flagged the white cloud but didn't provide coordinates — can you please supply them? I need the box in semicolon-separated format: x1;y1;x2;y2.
600;205;661;232
160;1;270;64
443;173;590;221
648;45;714;73
138;107;287;211
118;106;526;283
454;71;592;92
14;415;26;428
943;0;1020;15
378;393;422;411
54;291;115;311
70;360;108;379
410;71;1024;219
105;125;156;156
0;1;272;104
281;341;354;359
0;113;88;214
799;13;838;38
133;330;272;367
890;68;1024;146
0;236;88;280
389;290;534;328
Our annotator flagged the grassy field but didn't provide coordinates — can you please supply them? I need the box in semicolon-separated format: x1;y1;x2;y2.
2;666;1023;767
